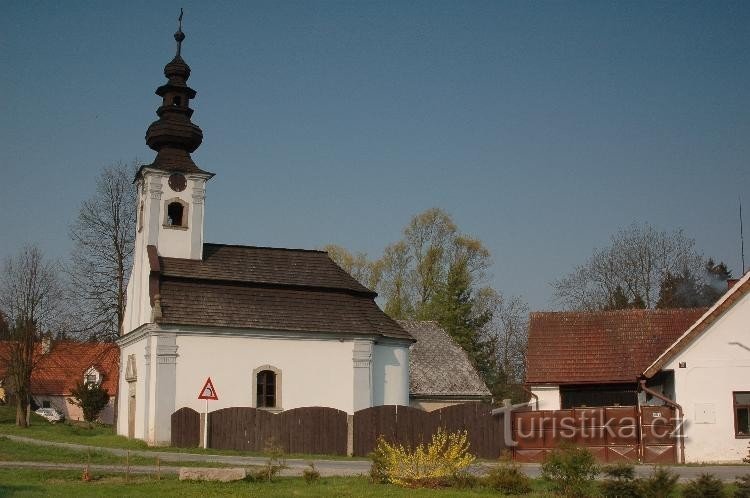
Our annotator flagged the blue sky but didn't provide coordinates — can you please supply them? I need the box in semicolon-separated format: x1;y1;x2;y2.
1;1;748;310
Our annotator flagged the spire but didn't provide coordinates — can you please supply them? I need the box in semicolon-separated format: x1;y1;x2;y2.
143;11;211;176
175;8;185;57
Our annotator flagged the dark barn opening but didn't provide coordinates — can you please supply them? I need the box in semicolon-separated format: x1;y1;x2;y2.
560;383;638;408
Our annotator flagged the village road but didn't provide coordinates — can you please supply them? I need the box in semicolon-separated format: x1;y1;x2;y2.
4;434;750;481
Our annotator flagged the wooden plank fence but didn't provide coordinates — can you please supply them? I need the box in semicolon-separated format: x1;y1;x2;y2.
353;403;505;459
171;407;200;448
208;406;348;455
171;402;505;458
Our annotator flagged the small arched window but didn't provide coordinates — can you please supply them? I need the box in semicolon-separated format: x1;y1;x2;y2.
252;365;281;410
172;96;182;106
167;202;184;226
257;370;276;408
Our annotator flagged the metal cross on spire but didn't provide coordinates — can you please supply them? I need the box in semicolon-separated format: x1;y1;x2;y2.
175;8;185;57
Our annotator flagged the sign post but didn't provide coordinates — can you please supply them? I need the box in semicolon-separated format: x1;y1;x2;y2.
198;377;219;449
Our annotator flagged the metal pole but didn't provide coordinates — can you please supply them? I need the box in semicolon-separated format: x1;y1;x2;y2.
203;398;208;449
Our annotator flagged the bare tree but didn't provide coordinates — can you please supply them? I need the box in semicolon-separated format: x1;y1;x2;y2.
552;223;704;310
0;245;66;426
477;288;530;385
68;163;136;341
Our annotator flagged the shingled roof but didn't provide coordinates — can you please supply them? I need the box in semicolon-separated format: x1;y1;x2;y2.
526;308;706;385
0;341;119;396
152;243;412;341
400;320;491;398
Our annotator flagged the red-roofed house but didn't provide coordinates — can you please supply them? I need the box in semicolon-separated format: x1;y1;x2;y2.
0;341;119;423
527;273;750;462
527;308;705;410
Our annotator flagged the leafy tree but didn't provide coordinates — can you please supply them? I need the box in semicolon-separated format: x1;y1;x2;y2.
700;259;733;304
656;260;733;309
553;223;705;310
0;245;66;426
326;208;529;402
323;244;382;291
379;241;413;319
68;379;110;423
68;162;136;341
421;257;494;381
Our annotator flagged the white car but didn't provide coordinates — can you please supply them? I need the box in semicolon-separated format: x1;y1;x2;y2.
35;407;63;423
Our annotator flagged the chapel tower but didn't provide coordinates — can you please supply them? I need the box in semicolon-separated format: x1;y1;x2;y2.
123;14;213;334
134;12;213;262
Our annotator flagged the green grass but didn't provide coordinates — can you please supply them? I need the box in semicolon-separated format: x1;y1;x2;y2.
0;436;229;468
0;405;365;460
0;469;557;497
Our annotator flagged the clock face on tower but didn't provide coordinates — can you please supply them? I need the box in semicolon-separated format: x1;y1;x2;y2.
168;173;187;192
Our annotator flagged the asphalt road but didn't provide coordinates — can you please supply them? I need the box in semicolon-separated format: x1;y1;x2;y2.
3;434;750;481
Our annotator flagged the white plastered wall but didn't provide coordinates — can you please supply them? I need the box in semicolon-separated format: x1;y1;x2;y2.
530;385;561;410
118;329;412;445
122;171;208;336
372;343;410;406
116;335;149;439
665;290;750;462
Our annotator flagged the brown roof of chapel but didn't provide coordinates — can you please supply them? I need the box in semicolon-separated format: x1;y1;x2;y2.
160;243;374;295
153;243;412;341
526;308;706;385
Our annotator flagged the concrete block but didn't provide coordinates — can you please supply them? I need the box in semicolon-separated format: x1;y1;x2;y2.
178;467;247;482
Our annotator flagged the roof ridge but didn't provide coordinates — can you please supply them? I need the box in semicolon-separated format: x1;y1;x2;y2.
160;274;377;297
531;307;708;317
203;242;326;254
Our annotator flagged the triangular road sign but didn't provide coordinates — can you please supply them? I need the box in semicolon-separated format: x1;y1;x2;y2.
198;377;219;400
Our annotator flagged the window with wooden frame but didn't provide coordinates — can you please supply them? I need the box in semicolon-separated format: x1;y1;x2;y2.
734;392;750;437
256;370;276;408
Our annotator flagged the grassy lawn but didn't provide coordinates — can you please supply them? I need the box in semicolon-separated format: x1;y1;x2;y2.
0;405;364;460
0;436;230;468
0;469;557;497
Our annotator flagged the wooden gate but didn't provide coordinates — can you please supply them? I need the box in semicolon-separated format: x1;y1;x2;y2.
511;405;677;463
640;406;678;464
171;407;200;448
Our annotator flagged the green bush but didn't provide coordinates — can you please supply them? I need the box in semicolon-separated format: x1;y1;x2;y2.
541;443;599;497
682;473;726;498
637;466;679;498
735;474;750;498
600;463;640;498
67;380;110;423
484;458;532;495
246;438;287;482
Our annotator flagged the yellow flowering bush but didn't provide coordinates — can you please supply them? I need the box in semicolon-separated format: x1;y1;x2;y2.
370;428;476;488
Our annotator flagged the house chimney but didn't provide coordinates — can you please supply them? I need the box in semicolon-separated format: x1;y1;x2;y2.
728;279;740;290
42;336;51;354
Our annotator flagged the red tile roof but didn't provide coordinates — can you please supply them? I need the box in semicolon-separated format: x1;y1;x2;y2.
0;341;119;395
526;308;706;385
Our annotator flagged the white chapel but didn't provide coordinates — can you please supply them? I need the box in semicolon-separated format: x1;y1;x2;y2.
117;22;413;445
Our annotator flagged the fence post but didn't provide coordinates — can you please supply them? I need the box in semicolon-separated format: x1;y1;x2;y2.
347;414;354;456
